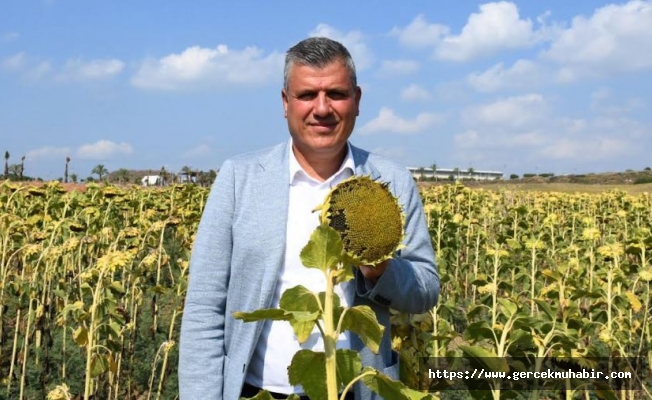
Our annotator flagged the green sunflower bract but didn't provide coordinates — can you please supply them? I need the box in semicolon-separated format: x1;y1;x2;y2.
316;175;405;267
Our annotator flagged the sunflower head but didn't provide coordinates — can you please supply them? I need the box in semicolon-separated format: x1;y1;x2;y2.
318;175;404;266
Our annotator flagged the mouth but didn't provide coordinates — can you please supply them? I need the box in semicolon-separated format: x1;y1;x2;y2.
309;121;338;130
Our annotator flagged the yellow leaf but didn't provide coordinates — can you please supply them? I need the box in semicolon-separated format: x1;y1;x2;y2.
73;326;88;347
625;291;642;313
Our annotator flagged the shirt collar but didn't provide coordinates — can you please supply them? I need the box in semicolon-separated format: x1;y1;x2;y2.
288;139;355;185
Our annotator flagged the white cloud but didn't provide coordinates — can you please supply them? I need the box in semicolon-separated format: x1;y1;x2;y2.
467;59;544;92
400;84;431;102
543;0;652;80
454;129;546;149
2;52;26;71
131;45;283;90
27;61;51;81
462;93;547;128
360;107;443;134
182;144;211;158
389;14;449;48
454;94;648;168
26;146;71;160
437;2;545;61
59;58;124;81
309;24;374;70
377;59;420;76
539;137;631;160
1;32;19;42
76;140;133;160
454;130;480;149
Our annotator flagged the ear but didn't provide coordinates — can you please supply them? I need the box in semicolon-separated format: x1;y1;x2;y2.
281;89;289;118
354;86;362;116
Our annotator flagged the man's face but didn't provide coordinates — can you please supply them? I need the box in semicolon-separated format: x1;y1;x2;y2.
282;60;361;162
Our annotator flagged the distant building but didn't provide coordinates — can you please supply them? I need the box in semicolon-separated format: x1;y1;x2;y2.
408;167;503;181
141;175;167;186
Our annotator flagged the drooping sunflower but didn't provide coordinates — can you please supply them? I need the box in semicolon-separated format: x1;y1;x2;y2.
316;175;405;266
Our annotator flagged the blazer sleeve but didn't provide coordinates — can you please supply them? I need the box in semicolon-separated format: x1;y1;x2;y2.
355;169;440;314
179;159;235;400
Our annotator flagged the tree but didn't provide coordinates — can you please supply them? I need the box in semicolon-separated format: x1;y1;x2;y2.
8;164;21;179
453;167;460;180
467;167;475;180
91;164;109;181
20;155;25;181
431;162;437;182
509;174;519;180
4;151;9;179
113;168;130;184
181;165;193;184
64;156;71;183
159;167;169;186
417;167;425;182
71;173;78;183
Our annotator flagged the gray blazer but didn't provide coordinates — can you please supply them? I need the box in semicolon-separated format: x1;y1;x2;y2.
179;141;439;400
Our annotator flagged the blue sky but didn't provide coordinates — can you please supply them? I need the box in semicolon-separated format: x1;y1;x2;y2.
1;1;651;180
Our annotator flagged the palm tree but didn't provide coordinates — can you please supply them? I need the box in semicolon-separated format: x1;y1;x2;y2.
64;156;71;183
92;164;109;181
4;151;9;179
20;155;25;181
180;165;193;184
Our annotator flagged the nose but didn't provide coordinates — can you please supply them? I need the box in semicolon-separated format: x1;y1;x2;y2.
313;92;331;117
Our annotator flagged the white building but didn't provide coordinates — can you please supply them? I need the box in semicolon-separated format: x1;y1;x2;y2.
141;175;167;186
408;167;503;181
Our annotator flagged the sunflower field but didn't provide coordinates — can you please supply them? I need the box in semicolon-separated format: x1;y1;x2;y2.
0;181;651;399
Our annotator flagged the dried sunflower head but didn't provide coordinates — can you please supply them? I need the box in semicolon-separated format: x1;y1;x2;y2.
317;175;404;266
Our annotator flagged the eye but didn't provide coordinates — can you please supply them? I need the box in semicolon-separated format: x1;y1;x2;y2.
328;91;349;100
296;92;316;101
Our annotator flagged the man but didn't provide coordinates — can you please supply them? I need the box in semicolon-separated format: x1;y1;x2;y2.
179;37;439;400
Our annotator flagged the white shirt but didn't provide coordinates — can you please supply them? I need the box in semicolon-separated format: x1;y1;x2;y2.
246;141;354;394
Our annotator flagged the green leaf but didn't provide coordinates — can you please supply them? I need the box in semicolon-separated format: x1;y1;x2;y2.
90;353;109;377
300;223;343;272
333;264;355;284
108;320;122;337
288;350;327;400
459;345;509;373
340;306;384;354
61;301;85;318
533;299;556;321
463;320;493;342
280;286;322;343
108;281;125;294
232;309;291;322
360;367;434;400
336;349;362;389
497;298;518;318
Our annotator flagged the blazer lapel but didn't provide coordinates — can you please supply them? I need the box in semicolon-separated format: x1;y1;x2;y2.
253;142;290;310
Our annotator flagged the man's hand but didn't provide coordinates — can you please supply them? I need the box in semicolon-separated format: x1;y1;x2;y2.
359;260;389;285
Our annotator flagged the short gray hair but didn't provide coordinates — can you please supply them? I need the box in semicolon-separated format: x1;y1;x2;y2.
284;37;357;91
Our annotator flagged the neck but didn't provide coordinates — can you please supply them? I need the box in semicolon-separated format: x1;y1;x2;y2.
292;145;347;182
